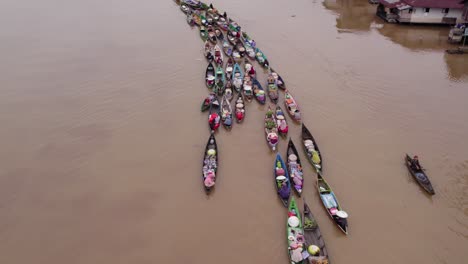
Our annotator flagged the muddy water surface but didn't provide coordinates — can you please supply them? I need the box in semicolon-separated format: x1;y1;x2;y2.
0;0;467;263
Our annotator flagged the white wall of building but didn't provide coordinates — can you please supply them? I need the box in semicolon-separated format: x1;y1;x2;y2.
409;7;464;24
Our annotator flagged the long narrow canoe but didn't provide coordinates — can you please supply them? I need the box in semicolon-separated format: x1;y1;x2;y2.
202;132;218;193
231;63;243;93
234;93;245;123
270;68;285;90
275;153;291;207
252;78;266;105
265;106;278;151
285;89;301;122
303;200;330;263
318;175;348;234
287;197;305;264
301;124;322;174
286;139;304;196
221;95;233;130
205;62;215;89
405;154;435;195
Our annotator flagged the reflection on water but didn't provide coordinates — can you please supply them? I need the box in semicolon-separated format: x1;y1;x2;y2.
323;0;377;32
323;0;468;80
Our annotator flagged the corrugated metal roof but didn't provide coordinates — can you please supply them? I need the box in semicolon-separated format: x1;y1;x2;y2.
379;0;464;9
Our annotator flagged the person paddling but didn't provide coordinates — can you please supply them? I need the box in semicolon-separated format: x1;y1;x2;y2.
411;155;422;171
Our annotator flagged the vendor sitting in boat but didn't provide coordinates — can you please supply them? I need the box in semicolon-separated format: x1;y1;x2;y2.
410;155;422;171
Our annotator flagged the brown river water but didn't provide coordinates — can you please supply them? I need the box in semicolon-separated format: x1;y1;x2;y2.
0;0;467;263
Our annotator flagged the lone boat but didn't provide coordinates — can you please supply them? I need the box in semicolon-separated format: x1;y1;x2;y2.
286;139;303;196
202;132;218;193
303;200;330;263
301;124;322;174
275;153;291;207
265;106;279;151
252;77;266;105
276;106;288;138
284;89;301;122
405;154;435;195
205;62;215;89
221;95;233;130
234;93;245;123
286;197;305;264
317;174;348;234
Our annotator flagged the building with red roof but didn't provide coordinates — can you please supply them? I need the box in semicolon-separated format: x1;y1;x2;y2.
377;0;467;24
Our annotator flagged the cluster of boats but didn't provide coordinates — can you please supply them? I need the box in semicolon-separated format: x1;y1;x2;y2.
175;0;346;263
176;1;437;263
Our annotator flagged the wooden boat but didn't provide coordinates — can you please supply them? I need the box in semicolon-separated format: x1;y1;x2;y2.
232;49;242;62
228;18;240;32
286;197;305;264
214;27;224;41
204;41;214;62
214;66;225;95
318;175;348;234
252;78;266;105
303;200;330;263
208;97;221;131
200;92;216;112
267;72;279;104
275;153;291;207
270;68;285;90
180;3;191;13
241;31;256;47
200;12;209;27
286;139;303;196
186;12;195;26
227;30;239;45
207;26;217;43
243;41;256;59
216;17;229;31
222;40;233;57
221;95;233;130
225;57;234;79
301;124;322;174
234;93;245;123
275;106;288;138
242;75;253;102
235;41;246;58
405;154;435;195
205;62;215;89
224;81;233;101
244;58;256;78
255;47;270;68
232;63;243;93
214;44;223;66
183;0;202;9
265;106;279;151
202;132;218;193
284;89;301;122
200;26;208;41
192;11;202;26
